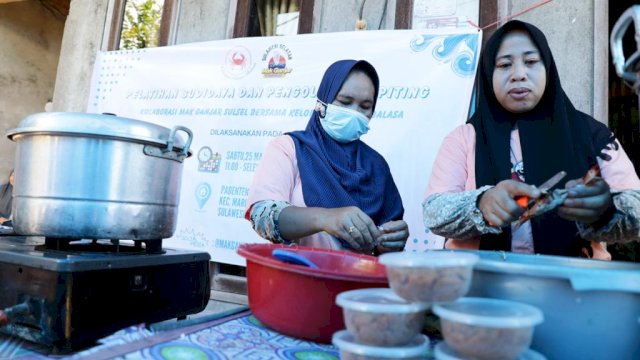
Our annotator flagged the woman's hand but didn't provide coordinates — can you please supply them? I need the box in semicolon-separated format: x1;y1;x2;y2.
318;206;381;253
478;179;541;227
375;220;409;254
558;177;613;224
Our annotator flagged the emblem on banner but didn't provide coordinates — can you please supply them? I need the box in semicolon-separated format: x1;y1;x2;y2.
261;43;293;78
195;182;212;210
222;46;255;79
197;146;222;173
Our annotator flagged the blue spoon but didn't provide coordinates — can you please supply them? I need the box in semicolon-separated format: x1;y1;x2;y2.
272;249;320;269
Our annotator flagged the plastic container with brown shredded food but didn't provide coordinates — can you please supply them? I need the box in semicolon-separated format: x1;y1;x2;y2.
379;251;478;304
433;297;544;360
336;288;430;346
332;330;430;360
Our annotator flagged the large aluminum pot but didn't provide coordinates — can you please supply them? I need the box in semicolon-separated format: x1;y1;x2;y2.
6;112;193;240
466;250;640;360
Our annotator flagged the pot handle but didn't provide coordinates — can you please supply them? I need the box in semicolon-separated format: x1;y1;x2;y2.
610;5;640;83
164;126;193;158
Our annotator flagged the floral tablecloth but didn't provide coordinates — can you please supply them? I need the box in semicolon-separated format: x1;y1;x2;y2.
0;309;435;359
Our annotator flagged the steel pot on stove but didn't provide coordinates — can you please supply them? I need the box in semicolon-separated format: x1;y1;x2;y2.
6;112;193;240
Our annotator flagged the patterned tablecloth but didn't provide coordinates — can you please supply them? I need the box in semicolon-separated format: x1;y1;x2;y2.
0;309;436;359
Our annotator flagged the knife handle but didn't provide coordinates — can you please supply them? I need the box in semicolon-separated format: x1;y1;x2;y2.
515;196;529;208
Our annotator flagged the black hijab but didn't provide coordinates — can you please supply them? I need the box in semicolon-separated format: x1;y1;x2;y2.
469;20;615;256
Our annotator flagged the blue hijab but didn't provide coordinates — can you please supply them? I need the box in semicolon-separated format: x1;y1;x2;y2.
288;60;404;231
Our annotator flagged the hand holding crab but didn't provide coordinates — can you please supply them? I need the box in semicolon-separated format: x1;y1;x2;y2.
515;165;611;225
558;171;613;225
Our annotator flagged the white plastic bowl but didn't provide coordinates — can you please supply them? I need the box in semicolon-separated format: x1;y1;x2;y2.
336;288;430;346
433;297;544;360
332;330;430;360
379;251;478;303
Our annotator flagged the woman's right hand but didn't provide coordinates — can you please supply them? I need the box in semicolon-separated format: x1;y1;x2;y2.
319;206;381;253
478;179;541;227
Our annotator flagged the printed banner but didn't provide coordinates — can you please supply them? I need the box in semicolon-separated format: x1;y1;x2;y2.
88;29;481;265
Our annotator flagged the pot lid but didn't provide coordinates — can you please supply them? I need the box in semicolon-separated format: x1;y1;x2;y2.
6;112;191;152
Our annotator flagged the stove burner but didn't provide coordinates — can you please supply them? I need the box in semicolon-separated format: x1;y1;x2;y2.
0;235;211;352
38;237;164;254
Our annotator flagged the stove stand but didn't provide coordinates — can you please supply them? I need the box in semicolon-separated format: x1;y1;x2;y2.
0;235;211;353
40;237;164;254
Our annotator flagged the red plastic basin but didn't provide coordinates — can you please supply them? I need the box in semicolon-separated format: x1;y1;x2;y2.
237;243;388;343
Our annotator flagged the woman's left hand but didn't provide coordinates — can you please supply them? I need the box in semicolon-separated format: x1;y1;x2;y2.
375;220;409;254
558;177;613;224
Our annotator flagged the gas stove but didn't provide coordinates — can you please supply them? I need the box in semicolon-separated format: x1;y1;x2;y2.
0;234;211;353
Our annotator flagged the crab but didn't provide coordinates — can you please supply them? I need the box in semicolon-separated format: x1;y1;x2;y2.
515;164;600;226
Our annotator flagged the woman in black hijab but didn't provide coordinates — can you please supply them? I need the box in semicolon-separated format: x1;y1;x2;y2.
423;20;640;258
0;170;14;226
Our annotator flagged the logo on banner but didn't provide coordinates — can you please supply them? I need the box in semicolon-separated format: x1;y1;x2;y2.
195;182;212;210
222;46;255;79
197;146;222;173
261;44;293;78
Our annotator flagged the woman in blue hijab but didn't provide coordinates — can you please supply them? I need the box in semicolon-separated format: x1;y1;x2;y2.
245;59;407;254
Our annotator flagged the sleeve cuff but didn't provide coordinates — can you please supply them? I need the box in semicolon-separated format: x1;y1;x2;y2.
469;186;503;234
248;200;292;244
576;204;621;238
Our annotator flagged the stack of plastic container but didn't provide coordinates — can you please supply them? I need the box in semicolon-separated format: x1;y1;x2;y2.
332;251;479;360
333;250;547;360
334;287;431;359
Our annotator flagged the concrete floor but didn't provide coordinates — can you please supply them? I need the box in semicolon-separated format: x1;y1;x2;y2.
203;299;248;315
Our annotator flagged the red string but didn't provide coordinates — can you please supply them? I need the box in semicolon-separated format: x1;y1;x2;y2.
466;0;554;30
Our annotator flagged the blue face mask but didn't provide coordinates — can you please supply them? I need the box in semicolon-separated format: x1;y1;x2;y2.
317;101;371;143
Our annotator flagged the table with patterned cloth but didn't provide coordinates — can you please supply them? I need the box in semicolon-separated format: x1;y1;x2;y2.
0;309;437;359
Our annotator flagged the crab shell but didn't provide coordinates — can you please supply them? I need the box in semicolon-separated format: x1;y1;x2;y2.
515;189;568;226
514;164;602;226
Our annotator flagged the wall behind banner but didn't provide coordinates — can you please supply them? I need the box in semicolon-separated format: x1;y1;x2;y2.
87;28;481;265
52;0;604;126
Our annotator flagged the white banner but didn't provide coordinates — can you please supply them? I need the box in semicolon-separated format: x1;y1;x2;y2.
88;29;481;265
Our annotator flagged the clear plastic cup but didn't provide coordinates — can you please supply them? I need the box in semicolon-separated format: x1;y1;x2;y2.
433;297;544;360
332;330;430;360
336;288;430;346
379;251;479;303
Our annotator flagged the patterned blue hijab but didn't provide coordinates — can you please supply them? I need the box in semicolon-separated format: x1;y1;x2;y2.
288;60;404;228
